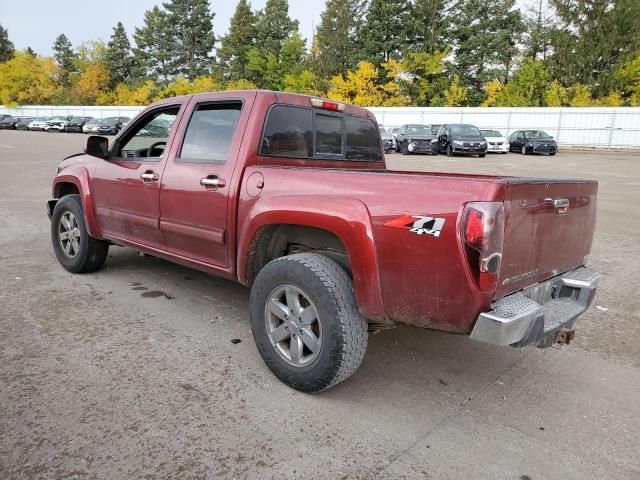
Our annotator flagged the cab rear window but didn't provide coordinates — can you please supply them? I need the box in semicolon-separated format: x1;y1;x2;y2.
260;105;382;162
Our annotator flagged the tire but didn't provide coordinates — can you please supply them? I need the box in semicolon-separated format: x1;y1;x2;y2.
521;145;528;155
549;152;556;156
250;253;368;393
479;153;486;158
400;143;409;155
446;144;454;157
51;194;109;273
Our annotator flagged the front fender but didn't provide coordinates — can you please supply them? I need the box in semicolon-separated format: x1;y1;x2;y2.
237;195;387;323
52;167;101;239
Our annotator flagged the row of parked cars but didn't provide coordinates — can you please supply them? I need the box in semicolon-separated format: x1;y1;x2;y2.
380;123;558;156
0;114;130;135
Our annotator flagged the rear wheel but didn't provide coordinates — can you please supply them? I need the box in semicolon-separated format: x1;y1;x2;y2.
51;195;109;273
250;253;368;393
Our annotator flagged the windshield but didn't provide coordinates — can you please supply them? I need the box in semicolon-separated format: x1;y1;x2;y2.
101;117;119;125
50;117;66;122
406;125;431;136
481;129;502;137
450;124;482;136
430;125;441;134
525;130;552;139
381;131;392;139
70;117;85;122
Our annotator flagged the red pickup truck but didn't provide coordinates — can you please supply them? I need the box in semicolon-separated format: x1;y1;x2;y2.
48;90;600;392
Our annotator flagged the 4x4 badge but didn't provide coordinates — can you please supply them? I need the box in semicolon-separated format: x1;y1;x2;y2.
384;214;446;237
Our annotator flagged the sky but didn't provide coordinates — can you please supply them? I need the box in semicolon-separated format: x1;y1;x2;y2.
0;0;326;56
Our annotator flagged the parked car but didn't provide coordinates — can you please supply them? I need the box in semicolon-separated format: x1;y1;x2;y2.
436;124;487;157
16;117;35;130
97;116;129;135
389;126;400;151
0;115;18;129
45;116;71;132
509;130;558;155
480;129;510;154
28;117;50;131
47;90;599;392
396;124;440;155
82;118;102;134
380;129;394;153
65;116;94;133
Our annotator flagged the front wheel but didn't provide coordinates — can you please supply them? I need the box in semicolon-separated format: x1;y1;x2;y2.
51;195;109;273
446;144;454;157
479;153;486;158
250;253;368;393
521;145;528;155
400;143;409;155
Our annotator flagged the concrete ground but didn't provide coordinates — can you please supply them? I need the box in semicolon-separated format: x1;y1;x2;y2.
0;131;638;480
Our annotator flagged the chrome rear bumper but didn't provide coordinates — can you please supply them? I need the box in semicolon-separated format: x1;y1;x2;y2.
470;266;599;347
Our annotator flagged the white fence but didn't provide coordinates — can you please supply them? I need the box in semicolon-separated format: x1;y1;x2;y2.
3;104;640;149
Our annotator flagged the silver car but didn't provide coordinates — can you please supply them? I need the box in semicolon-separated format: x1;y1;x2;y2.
82;118;102;134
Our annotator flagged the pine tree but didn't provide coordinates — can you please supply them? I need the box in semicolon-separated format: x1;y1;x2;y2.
25;47;36;58
314;0;365;78
52;34;77;86
548;0;640;97
133;6;174;85
217;0;257;81
522;0;554;61
105;22;134;87
163;0;216;80
0;23;15;62
358;0;411;66
449;0;523;104
408;0;450;53
255;0;299;60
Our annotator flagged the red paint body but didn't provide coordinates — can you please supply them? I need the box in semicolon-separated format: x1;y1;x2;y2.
52;91;598;333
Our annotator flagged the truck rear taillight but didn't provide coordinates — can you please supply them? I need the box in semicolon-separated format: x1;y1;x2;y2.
310;98;345;112
462;202;505;292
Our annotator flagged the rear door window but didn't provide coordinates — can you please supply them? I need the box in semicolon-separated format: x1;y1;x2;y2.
260;105;312;158
179;102;242;164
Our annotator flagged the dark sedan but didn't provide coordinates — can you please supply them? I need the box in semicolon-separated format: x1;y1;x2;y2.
509;130;558;155
15;117;35;130
436;124;487;157
380;130;394;153
97;116;130;135
0;115;18;129
396;124;440;155
65;116;94;133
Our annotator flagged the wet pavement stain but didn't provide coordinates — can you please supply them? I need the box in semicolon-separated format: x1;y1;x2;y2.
141;290;173;299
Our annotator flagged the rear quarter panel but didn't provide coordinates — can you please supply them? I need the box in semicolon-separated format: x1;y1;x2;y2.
238;166;505;332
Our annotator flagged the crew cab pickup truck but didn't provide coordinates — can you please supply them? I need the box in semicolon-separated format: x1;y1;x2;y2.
48;90;600;392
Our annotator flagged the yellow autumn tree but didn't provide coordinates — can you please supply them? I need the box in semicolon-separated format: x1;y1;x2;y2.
0;51;58;106
544;80;568;106
568;84;592;106
283;69;326;96
594;91;624;106
616;51;640;106
72;64;110;105
225;79;258;90
327;61;408;107
481;80;503;107
443;75;468;106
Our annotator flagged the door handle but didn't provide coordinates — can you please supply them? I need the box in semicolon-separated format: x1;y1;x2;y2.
200;176;226;189
140;171;159;182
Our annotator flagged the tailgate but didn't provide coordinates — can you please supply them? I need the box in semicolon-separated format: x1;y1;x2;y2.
496;179;597;299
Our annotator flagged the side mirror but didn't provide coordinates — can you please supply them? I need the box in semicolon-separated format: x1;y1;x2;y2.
85;135;109;159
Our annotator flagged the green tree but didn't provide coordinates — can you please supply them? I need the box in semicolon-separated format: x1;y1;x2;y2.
401;50;449;105
52;34;76;86
217;0;257;81
314;0;365;77
544;79;568;106
616;51;640;105
105;22;134;87
408;0;450;54
358;0;410;65
163;0;217;79
522;0;554;61
0;23;15;62
443;75;469;106
493;59;550;106
255;0;299;59
449;0;524;104
133;6;174;84
548;0;640;97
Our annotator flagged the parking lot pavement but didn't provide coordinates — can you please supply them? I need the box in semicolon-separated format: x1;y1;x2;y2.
1;130;639;479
